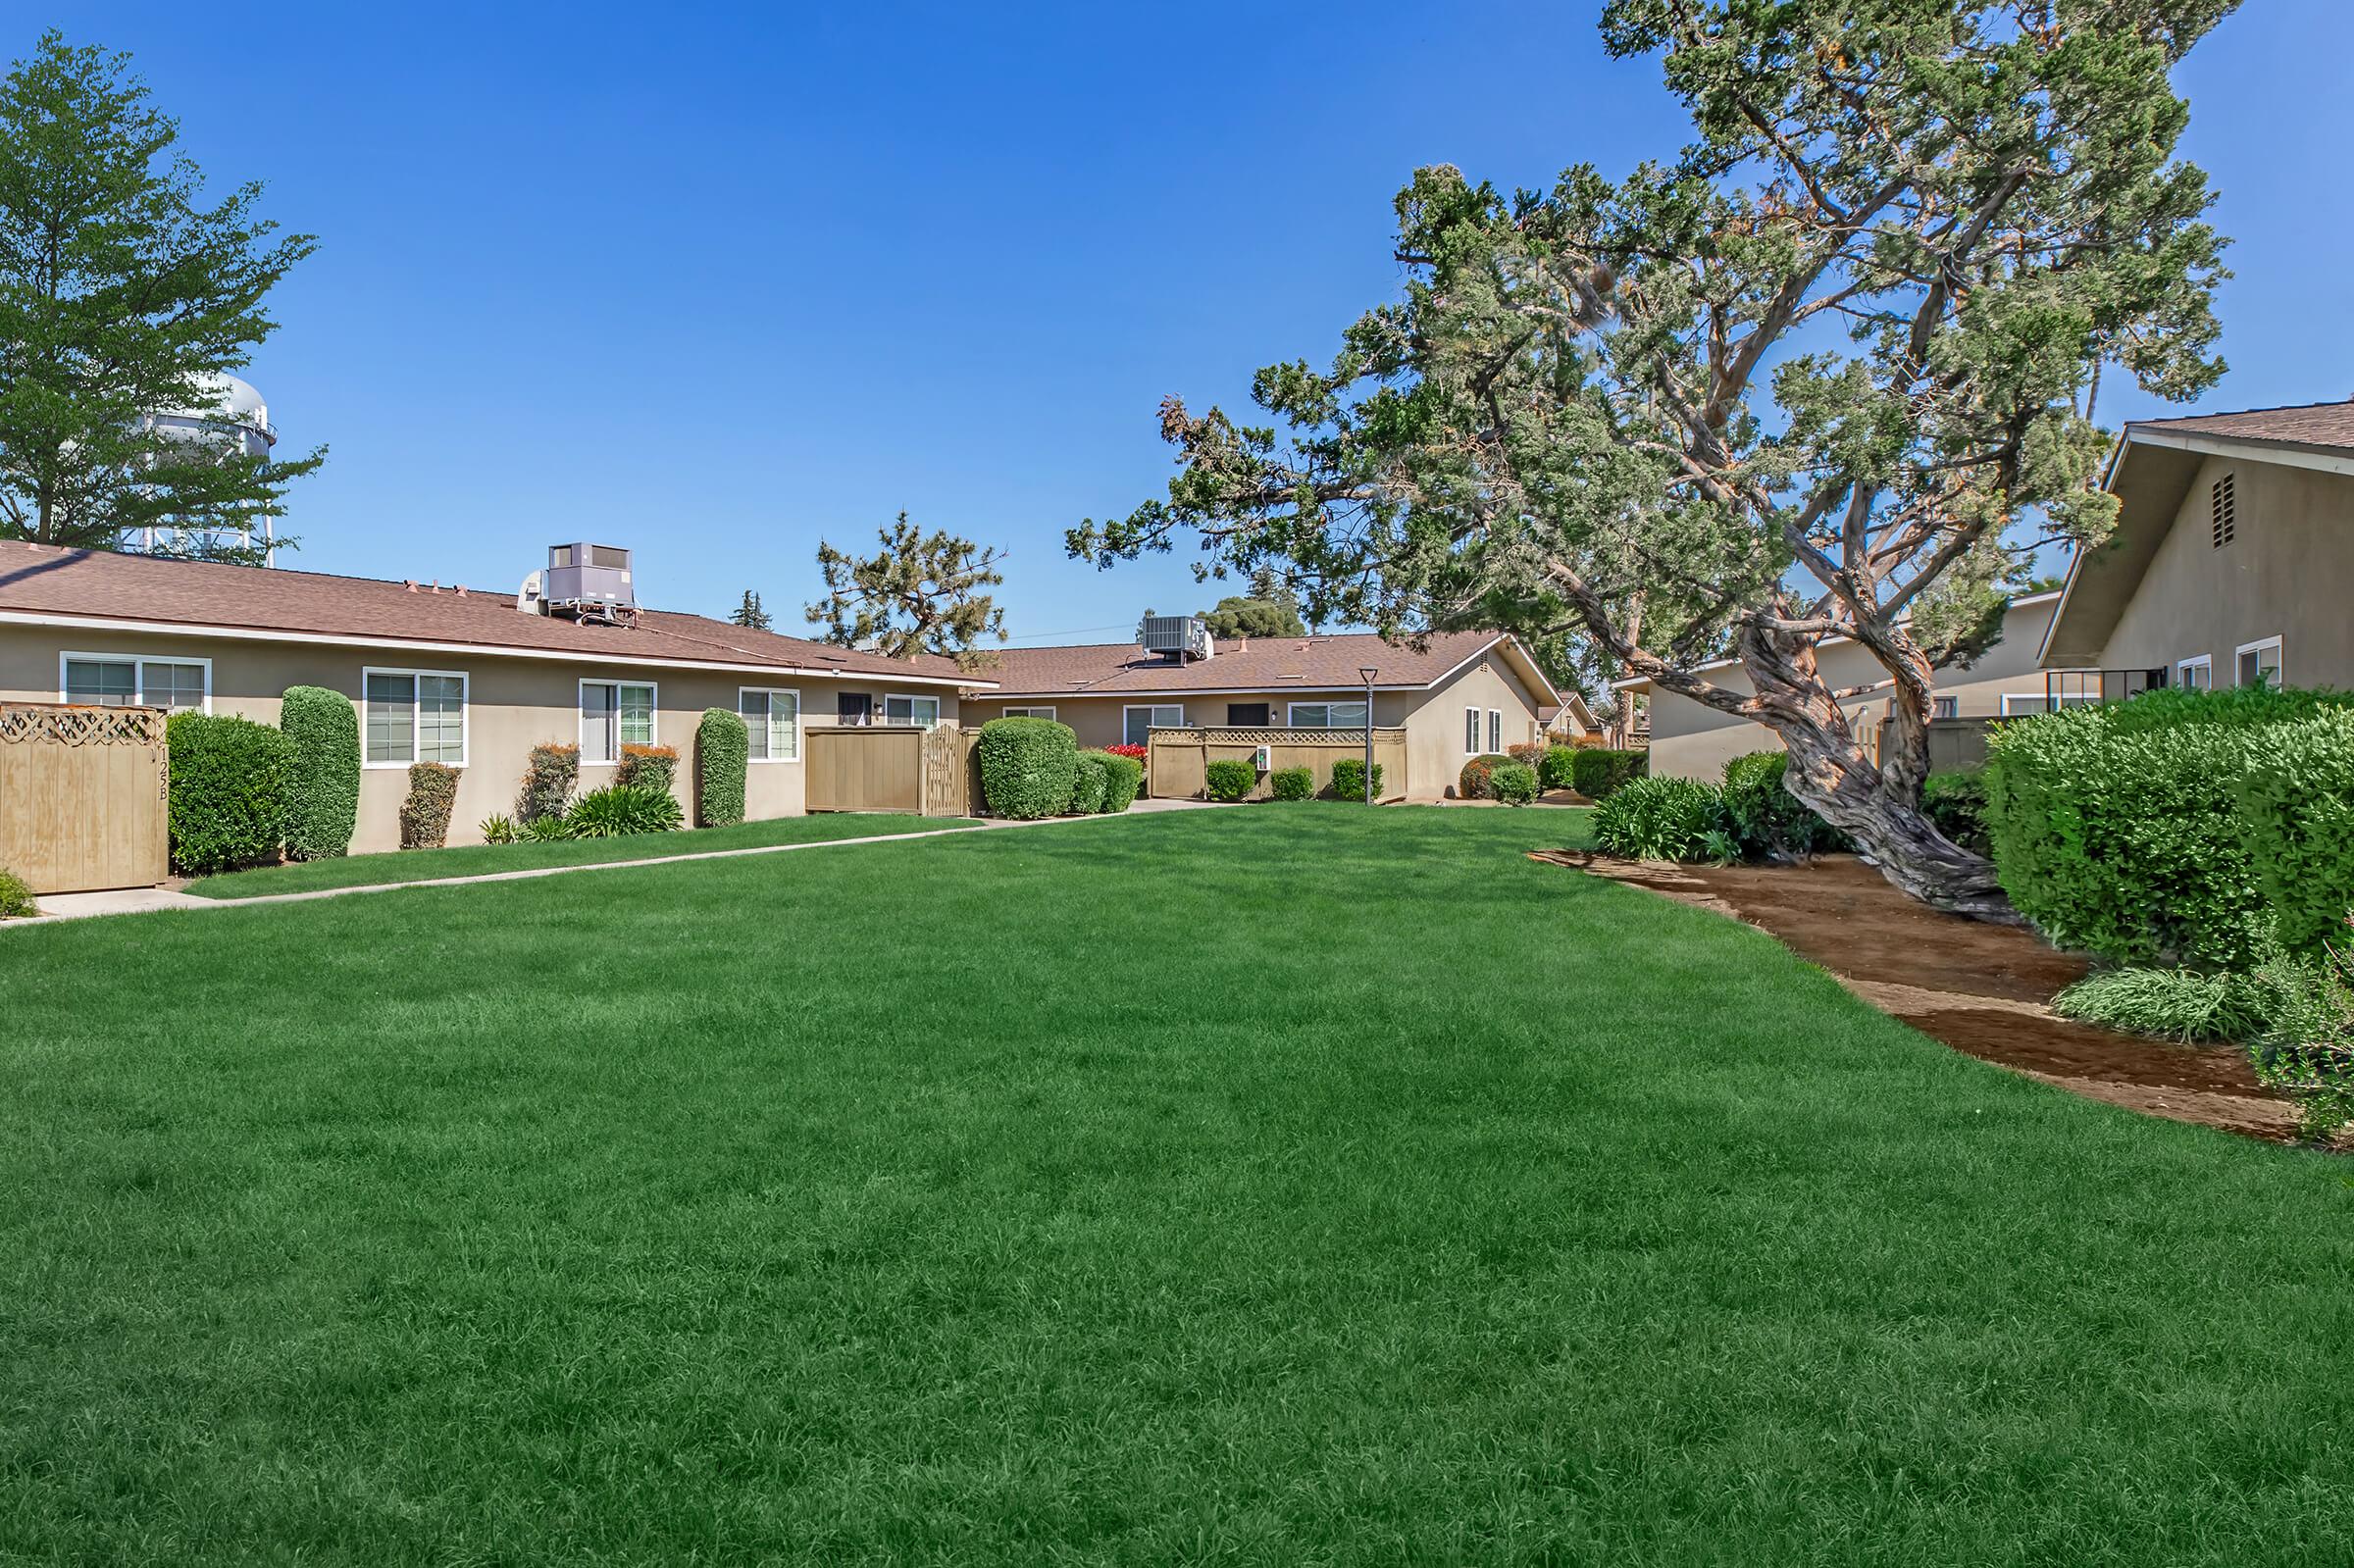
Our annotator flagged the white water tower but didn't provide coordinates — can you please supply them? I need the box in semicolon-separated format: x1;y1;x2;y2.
138;373;283;563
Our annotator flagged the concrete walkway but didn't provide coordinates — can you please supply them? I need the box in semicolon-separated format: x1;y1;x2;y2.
8;798;1218;928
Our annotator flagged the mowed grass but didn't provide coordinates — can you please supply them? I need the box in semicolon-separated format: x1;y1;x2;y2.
6;806;2354;1564
182;811;979;898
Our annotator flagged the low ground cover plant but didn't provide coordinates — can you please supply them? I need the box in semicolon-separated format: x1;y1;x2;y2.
1491;761;1538;805
1203;758;1256;802
165;711;293;875
279;684;359;861
2252;934;2354;1140
2051;966;2276;1044
565;784;685;838
1269;765;1314;801
978;717;1078;819
1592;775;1730;861
1569;747;1646;801
479;814;518;845
1328;756;1381;800
400;762;461;850
695;710;748;827
0;867;34;919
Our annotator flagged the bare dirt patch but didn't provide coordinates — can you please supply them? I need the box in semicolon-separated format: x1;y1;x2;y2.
1534;850;2298;1142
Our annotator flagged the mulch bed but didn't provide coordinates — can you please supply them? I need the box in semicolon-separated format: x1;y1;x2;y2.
1532;849;2299;1143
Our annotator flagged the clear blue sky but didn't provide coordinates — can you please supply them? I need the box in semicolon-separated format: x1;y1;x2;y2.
42;0;2354;642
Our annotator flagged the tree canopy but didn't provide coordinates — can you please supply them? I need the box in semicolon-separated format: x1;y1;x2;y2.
806;513;1007;664
0;32;322;562
729;590;771;631
1196;594;1305;640
1071;0;2232;912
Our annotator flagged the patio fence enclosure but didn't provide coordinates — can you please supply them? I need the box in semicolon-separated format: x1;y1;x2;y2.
806;724;977;817
0;702;170;894
1147;727;1409;801
1873;715;1999;773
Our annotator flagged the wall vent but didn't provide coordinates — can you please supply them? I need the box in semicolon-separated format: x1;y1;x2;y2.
2211;473;2235;549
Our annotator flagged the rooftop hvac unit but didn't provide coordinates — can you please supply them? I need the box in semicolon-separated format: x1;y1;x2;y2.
543;543;637;626
1139;614;1213;662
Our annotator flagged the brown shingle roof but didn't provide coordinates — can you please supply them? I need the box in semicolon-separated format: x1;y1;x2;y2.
0;541;979;684
970;630;1527;695
2126;399;2354;451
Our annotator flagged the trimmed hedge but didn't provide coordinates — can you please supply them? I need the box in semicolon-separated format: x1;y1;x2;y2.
1458;753;1512;799
1491;761;1539;805
1329;756;1382;800
695;710;747;828
279;685;360;861
2234;707;2354;955
978;716;1078;819
166;711;293;876
519;742;579;824
1570;747;1647;801
1100;750;1144;813
400;762;460;850
1269;765;1315;801
615;743;679;794
1538;745;1577;791
1982;687;2354;966
1203;758;1255;802
1593;776;1730;861
1720;750;1837;859
1067;751;1112;815
1922;769;1989;857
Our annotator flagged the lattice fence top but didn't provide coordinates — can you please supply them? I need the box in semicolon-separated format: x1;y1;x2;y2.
1152;727;1406;745
0;703;168;748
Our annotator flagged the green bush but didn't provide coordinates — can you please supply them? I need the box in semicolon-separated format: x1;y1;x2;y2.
278;685;359;861
0;867;34;919
615;743;679;794
1983;687;2354;967
977;716;1078;819
1067;751;1112;815
1592;775;1730;861
1269;765;1315;801
1458;753;1511;799
1921;769;1990;856
1099;750;1144;813
694;709;747;828
1720;750;1838;859
1203;758;1256;802
2051;966;2276;1043
479;814;518;845
166;711;292;875
1538;745;1578;791
1491;761;1539;805
1570;747;1647;801
519;742;579;824
1329;756;1383;800
565;784;684;838
522;814;573;842
400;762;461;850
2232;707;2354;955
2251;941;2354;1140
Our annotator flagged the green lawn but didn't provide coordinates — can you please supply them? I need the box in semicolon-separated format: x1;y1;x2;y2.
182;811;980;898
6;806;2353;1564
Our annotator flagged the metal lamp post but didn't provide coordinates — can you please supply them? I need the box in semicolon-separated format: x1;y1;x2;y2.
1357;665;1379;803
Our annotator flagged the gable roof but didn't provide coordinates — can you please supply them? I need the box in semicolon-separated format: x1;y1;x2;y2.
2042;398;2354;666
971;629;1559;705
0;541;983;687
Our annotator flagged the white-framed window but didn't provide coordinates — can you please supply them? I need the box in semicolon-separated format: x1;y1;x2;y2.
1002;705;1057;721
1288;700;1368;729
59;652;211;712
1488;709;1503;753
362;667;468;767
1123;704;1184;746
883;693;941;728
739;686;800;762
2236;635;2282;690
580;679;656;764
1931;695;1960;720
1464;707;1480;753
2178;654;2213;691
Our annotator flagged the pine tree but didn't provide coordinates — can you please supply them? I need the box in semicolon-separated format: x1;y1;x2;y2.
806;513;1006;663
730;590;771;631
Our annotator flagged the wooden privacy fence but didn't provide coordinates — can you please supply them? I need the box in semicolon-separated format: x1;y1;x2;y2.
806;724;975;817
0;703;170;894
1874;715;2000;773
1146;727;1409;801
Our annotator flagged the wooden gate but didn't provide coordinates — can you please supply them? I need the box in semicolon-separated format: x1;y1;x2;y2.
0;703;170;893
807;725;974;817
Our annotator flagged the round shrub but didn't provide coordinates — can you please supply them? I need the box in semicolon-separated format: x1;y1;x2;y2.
519;741;580;824
1570;747;1647;801
1203;758;1256;802
1329;756;1383;800
1720;750;1838;859
1067;751;1112;815
565;784;684;838
1592;776;1731;861
1269;765;1315;801
166;711;292;875
1491;761;1539;805
0;867;35;919
399;762;461;849
694;709;747;828
279;684;359;861
1538;745;1577;791
1097;749;1144;812
978;716;1078;819
1458;752;1511;799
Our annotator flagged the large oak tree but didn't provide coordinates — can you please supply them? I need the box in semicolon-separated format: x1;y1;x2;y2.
1071;0;2232;914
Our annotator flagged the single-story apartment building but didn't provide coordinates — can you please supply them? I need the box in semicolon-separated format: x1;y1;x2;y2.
0;540;987;853
2041;399;2354;692
1623;591;2064;782
958;626;1568;801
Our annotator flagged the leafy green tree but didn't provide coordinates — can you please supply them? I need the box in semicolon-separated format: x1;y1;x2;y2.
729;590;771;631
0;32;322;562
1071;0;2231;914
1196;594;1305;639
806;512;1006;663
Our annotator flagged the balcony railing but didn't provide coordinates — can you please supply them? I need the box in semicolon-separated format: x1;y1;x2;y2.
2039;667;2174;710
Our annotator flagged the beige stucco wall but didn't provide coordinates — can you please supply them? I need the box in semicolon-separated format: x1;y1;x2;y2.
0;624;962;856
1642;597;2061;782
2093;455;2354;686
961;646;1546;801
